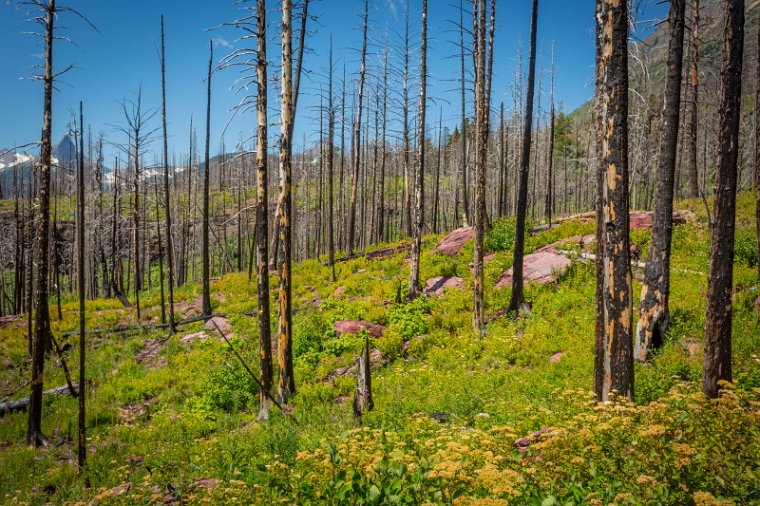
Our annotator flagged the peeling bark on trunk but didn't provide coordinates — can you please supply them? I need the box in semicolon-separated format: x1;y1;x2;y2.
704;0;743;399
636;0;686;362
594;0;633;402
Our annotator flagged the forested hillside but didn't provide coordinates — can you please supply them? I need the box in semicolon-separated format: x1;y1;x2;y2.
0;0;758;504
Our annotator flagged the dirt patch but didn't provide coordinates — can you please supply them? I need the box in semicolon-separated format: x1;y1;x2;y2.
118;397;158;424
134;339;167;367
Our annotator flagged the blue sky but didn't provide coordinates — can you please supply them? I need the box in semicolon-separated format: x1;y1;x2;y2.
0;0;667;162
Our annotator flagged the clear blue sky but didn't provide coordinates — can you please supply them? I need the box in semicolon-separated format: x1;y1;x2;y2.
0;0;667;162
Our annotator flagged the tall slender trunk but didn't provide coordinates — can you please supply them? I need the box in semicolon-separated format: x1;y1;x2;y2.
459;0;470;227
327;37;336;281
347;0;369;256
202;42;213;316
28;0;55;447
277;0;296;403
76;102;87;472
408;0;427;301
704;0;744;399
636;0;686;362
507;0;538;314
594;0;633;402
472;0;489;334
254;0;273;420
160;16;176;331
545;44;556;226
685;0;700;199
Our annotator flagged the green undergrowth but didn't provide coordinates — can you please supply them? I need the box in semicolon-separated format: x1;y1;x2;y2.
0;194;758;505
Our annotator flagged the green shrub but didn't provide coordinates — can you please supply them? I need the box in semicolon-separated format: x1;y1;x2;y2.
734;231;758;268
387;296;432;340
202;361;258;412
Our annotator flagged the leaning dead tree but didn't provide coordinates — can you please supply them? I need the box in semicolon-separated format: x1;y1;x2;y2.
636;0;686;362
704;0;744;399
594;0;633;402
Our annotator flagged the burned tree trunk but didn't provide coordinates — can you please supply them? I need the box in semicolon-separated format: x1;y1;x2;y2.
255;0;273;421
160;15;176;331
202;42;213;316
277;0;296;404
76;101;87;472
352;336;374;419
704;0;744;399
635;0;686;362
507;0;538;314
685;0;700;199
408;0;427;301
28;0;56;447
346;0;369;256
594;0;633;402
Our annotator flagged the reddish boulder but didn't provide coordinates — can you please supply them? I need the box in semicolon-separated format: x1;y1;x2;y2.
496;251;572;288
435;227;475;256
204;316;233;337
423;276;465;296
334;320;386;338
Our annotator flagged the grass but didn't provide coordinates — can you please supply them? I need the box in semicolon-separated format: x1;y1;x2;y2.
0;193;758;505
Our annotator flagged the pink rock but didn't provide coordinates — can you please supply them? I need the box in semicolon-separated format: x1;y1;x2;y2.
549;352;564;363
423;276;465;296
194;478;218;489
204;316;232;337
180;332;208;345
333;286;346;297
496;251;572;288
333;320;386;338
484;253;496;262
435;227;475;256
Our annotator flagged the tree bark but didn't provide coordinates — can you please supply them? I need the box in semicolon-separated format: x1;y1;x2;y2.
594;0;633;402
636;0;686;362
507;0;538;314
408;0;427;301
202;42;213;316
277;0;296;404
704;0;744;399
76;101;87;472
28;0;55;447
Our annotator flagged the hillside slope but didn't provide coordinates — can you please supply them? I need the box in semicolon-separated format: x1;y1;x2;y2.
0;194;758;504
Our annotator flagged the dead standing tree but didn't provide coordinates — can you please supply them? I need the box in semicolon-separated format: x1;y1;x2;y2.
594;0;633;402
636;0;686;362
704;0;744;399
507;0;538;315
408;0;427;301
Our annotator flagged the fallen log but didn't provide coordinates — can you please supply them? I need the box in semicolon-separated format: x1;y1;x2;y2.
0;382;79;417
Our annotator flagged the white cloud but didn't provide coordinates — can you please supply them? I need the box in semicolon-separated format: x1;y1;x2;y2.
212;37;233;49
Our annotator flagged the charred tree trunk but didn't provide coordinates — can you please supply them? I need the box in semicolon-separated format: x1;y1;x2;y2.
459;0;471;227
704;0;744;399
277;0;296;403
507;0;538;314
347;0;369;256
685;0;700;199
28;0;55;447
160;15;176;331
472;0;489;334
408;0;427;301
327;37;337;281
594;0;633;402
636;0;686;362
202;42;213;316
255;0;273;421
76;102;87;473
